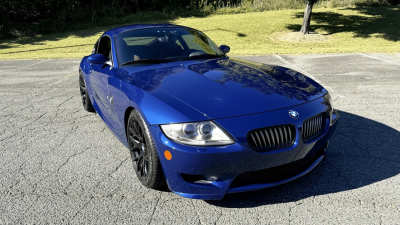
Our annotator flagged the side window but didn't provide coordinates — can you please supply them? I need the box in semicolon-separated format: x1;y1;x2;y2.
181;34;215;55
97;36;112;61
92;39;100;54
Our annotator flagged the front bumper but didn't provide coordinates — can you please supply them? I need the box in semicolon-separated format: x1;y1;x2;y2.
149;97;339;200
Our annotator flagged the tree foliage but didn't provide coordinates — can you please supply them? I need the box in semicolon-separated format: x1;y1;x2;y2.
0;0;145;39
1;0;398;39
0;0;244;39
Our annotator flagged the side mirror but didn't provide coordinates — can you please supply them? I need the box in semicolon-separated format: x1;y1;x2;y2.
219;45;230;54
88;54;107;65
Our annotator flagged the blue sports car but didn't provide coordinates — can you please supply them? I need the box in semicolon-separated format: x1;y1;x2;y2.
79;24;339;200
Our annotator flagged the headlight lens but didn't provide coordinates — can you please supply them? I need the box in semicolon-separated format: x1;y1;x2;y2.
325;93;339;125
327;93;334;110
324;93;334;112
160;121;235;146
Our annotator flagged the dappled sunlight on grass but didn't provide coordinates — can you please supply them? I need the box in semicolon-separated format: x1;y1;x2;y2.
0;6;399;60
287;6;400;42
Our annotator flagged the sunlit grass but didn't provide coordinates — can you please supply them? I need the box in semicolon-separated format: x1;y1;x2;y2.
0;6;399;60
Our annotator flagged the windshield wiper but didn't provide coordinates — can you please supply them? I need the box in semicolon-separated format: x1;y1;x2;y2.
122;54;225;66
192;54;225;59
168;54;225;61
122;58;171;66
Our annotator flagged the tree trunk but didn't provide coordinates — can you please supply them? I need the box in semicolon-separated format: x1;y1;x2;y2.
300;0;315;34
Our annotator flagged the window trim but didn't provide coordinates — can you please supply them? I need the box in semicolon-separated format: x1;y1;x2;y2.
92;38;100;54
97;35;114;67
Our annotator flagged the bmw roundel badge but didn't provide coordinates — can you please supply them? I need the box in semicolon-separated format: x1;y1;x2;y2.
289;110;299;119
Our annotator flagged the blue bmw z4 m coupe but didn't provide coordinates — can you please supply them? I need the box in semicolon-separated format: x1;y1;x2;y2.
78;24;339;200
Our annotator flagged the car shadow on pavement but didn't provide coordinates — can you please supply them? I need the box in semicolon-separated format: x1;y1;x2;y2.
206;110;400;207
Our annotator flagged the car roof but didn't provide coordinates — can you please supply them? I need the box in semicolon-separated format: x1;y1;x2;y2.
104;24;189;37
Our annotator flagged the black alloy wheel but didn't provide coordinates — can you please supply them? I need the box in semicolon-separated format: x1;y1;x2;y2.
79;72;95;112
127;109;165;188
128;117;150;180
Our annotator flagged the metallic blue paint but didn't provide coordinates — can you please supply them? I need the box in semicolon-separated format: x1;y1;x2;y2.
79;24;339;200
219;45;230;54
87;53;107;65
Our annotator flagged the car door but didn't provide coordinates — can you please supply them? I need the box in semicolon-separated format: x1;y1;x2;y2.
90;36;123;130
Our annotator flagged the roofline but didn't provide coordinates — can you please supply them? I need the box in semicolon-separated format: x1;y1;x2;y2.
103;24;192;37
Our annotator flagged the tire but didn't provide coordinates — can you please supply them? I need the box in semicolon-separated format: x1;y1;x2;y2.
127;109;166;189
79;71;95;113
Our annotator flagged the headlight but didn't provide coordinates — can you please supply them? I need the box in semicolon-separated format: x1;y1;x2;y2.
327;93;334;110
160;121;235;146
325;93;339;125
324;93;334;112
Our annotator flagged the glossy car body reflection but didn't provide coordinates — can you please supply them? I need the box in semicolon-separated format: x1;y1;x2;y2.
79;24;338;200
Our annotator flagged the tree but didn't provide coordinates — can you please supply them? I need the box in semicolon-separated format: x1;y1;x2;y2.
300;0;316;34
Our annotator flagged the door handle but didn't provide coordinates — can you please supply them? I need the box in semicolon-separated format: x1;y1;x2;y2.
107;95;114;105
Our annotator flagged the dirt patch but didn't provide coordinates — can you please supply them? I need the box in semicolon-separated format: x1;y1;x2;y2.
270;32;333;43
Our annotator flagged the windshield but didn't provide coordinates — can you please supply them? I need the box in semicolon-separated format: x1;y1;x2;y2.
115;27;225;66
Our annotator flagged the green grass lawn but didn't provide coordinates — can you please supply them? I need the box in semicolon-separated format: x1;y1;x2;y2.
1;6;399;60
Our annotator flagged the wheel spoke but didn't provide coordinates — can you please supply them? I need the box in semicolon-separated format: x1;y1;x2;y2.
133;146;145;158
131;150;139;161
141;131;145;144
137;159;143;176
133;121;140;134
134;151;148;179
143;160;148;177
128;127;135;135
128;136;141;150
130;120;140;140
144;154;149;165
129;125;135;137
129;120;141;141
133;121;142;141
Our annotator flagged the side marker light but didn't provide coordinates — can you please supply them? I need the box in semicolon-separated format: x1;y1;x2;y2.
164;150;172;160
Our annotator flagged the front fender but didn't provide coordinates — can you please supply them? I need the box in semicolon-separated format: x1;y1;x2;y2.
107;74;211;147
84;66;211;148
115;78;209;127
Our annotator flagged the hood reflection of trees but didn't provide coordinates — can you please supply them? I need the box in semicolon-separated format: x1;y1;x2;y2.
125;58;323;102
188;59;322;101
129;67;186;92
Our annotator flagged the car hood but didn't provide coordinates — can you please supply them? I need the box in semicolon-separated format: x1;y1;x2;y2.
123;57;326;120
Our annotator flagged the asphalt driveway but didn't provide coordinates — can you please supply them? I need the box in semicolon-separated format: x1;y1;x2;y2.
1;53;400;224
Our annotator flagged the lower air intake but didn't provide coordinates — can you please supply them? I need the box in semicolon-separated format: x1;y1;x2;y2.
230;149;323;188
